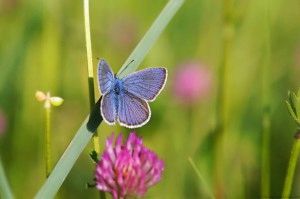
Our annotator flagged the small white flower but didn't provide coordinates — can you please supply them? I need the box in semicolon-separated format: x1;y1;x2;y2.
35;91;64;108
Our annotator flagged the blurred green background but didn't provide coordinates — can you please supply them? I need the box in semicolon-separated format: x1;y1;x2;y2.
1;0;300;198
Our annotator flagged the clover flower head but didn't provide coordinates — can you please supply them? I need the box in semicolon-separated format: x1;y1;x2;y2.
95;132;164;199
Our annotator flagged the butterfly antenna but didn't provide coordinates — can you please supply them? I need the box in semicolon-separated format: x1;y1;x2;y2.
118;60;134;76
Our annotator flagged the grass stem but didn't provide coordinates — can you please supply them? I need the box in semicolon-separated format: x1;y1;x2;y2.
261;114;270;196
213;0;232;198
83;1;104;198
45;106;51;177
187;107;193;135
84;0;100;154
281;136;300;198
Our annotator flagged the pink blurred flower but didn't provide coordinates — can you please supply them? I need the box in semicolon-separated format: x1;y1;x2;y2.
0;110;7;136
1;0;19;13
95;132;164;199
173;61;212;104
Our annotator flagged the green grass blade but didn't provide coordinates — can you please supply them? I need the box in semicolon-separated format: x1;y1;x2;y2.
188;157;215;199
0;156;14;199
34;0;184;198
117;0;185;78
282;138;300;198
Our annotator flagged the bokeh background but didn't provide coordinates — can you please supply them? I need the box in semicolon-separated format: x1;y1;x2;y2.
1;0;300;198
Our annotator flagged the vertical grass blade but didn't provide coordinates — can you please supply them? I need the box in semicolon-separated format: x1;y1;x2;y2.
0;157;14;199
282;138;300;198
213;0;232;198
34;1;184;198
117;0;185;78
45;106;52;177
84;0;94;79
84;0;100;154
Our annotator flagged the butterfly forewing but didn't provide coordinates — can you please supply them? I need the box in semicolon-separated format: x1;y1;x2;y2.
98;59;114;94
122;68;167;101
101;91;117;125
118;91;150;128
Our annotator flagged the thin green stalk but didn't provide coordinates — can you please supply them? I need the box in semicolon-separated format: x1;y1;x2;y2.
282;136;300;198
261;115;270;197
35;1;184;198
84;2;104;198
213;0;231;198
187;107;193;136
45;106;51;177
186;107;193;152
0;156;14;199
84;0;100;154
35;118;93;199
261;0;271;196
188;157;215;199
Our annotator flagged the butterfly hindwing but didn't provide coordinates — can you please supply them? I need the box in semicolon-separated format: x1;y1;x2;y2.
98;59;114;95
100;91;117;125
122;67;167;101
117;90;150;128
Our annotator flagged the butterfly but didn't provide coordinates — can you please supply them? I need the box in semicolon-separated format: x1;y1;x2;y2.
98;59;167;128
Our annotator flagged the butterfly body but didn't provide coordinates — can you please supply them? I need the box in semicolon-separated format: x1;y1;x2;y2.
111;77;124;118
98;59;167;128
112;77;123;95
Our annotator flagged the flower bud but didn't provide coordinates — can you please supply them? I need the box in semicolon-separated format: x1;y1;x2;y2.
35;91;46;102
50;97;64;107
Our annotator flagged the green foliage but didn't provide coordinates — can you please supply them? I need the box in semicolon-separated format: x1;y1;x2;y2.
1;0;300;198
0;157;14;199
34;0;184;198
89;150;99;163
286;90;300;126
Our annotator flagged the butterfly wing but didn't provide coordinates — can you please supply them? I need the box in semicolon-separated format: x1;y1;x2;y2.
122;67;167;102
117;90;150;128
98;59;114;94
100;91;117;125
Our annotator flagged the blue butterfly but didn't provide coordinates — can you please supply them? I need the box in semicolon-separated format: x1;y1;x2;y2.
98;59;167;128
